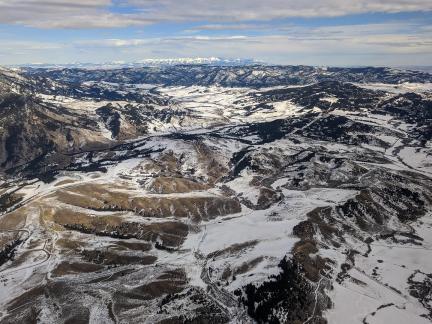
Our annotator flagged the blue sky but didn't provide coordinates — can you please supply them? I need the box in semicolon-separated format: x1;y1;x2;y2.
0;0;431;66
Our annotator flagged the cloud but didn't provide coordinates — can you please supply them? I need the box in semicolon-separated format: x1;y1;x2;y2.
0;0;431;29
0;2;430;66
186;24;272;31
70;21;432;61
0;40;67;60
77;35;250;48
0;0;150;28
2;26;431;66
0;40;65;51
128;0;432;21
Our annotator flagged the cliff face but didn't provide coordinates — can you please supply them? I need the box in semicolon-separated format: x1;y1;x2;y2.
0;92;109;171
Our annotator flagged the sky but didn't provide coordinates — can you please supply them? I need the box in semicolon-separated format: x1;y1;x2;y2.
0;0;431;66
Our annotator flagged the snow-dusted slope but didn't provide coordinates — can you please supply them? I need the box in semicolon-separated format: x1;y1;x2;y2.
0;65;432;323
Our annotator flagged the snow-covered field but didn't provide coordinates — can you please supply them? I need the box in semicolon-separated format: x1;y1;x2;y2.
1;76;432;323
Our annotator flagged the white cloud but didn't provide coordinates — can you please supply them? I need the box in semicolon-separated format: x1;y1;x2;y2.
188;24;270;31
0;0;150;28
0;0;431;29
0;2;430;66
128;0;432;21
44;21;426;67
2;30;431;66
77;36;250;48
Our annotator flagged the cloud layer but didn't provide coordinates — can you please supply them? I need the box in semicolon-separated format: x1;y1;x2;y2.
2;21;429;66
0;1;430;66
0;0;431;29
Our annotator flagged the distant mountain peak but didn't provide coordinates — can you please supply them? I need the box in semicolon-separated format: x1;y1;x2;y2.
136;57;259;66
12;57;262;69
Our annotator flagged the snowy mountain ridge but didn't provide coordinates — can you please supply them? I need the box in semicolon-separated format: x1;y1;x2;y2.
10;57;260;69
0;65;431;324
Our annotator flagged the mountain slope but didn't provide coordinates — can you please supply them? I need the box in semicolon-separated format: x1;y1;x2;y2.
0;64;431;324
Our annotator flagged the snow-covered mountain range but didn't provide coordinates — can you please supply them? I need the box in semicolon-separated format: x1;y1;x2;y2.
12;57;260;70
0;64;432;323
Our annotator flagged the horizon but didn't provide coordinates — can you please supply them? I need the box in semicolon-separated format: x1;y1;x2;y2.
3;57;432;71
0;1;431;66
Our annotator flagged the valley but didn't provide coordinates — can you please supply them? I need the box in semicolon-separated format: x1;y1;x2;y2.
0;65;431;323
